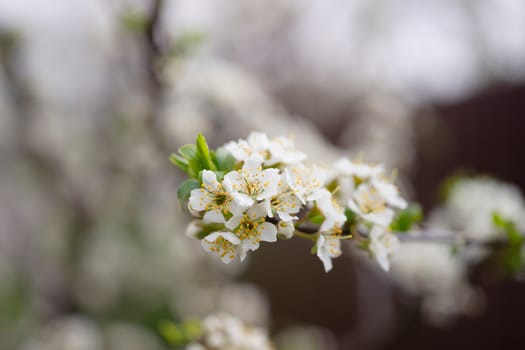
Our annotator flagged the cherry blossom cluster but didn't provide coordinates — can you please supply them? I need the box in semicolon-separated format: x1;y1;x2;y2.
174;132;410;272
186;313;274;350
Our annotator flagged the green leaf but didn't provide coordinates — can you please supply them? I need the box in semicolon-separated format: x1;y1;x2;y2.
308;214;325;225
492;212;525;275
310;242;318;255
307;206;325;225
188;158;203;179
390;203;423;232
344;208;356;226
169;153;188;172
439;173;465;202
120;11;150;33
357;239;370;251
196;134;217;171
212;147;236;172
195;223;225;239
159;319;203;347
177;179;200;203
493;212;522;245
178;144;197;159
167;31;205;58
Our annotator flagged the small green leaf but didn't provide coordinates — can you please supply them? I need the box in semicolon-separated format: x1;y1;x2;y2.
390;203;423;232
188;158;203;179
357;239;370;251
309;214;325;225
310;242;318;255
195;223;225;239
170;153;188;172
493;212;522;245
307;206;325;225
120;11;150;33
212;147;236;172
492;212;524;275
167;31;205;58
196;134;217;171
177;179;200;203
344;208;356;225
178;144;197;159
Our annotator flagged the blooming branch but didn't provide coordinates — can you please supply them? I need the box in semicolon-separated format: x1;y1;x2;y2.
172;132;422;272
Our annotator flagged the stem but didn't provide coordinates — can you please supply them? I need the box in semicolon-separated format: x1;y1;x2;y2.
339;234;353;240
293;230;319;242
395;230;507;246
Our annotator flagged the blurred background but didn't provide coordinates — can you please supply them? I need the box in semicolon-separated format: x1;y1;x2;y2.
1;0;525;349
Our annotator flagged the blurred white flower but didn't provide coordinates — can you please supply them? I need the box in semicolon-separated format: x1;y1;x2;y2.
225;132;306;167
223;157;280;208
196;313;274;350
347;184;395;227
226;204;277;261
225;132;270;164
284;165;326;203
390;242;481;324
189;170;236;223
430;177;525;241
218;283;270;327
277;220;295;239
369;226;400;271
371;177;407;210
264;174;302;221
316;234;342;272
266;136;306;166
20;316;103;350
201;231;242;264
315;189;346;233
334;158;384;179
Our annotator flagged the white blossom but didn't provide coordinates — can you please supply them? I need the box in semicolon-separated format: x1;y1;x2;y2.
334;157;384;179
390;242;480;324
347;184;395;227
369;226;400;271
186;343;206;350
224;132;270;164
226;204;277;260
316;234;342;272
277;220;295;239
315;189;346;233
284;165;326;204
371;177;407;210
223;157;280;208
186;220;204;238
264;174;302;221
189;170;237;223
266;136;306;166
224;132;305;167
201;231;242;264
196;313;274;350
430;177;525;241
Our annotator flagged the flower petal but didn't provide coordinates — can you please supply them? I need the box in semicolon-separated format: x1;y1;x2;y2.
233;193;254;208
363;208;394;227
203;209;226;223
258;222;277;243
277;220;294;239
189;188;212;211
277;211;297;222
256;168;280;200
202;170;220;192
225;214;242;230
243;238;260;251
372;179;407;209
247;202;267;220
316;235;333;272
